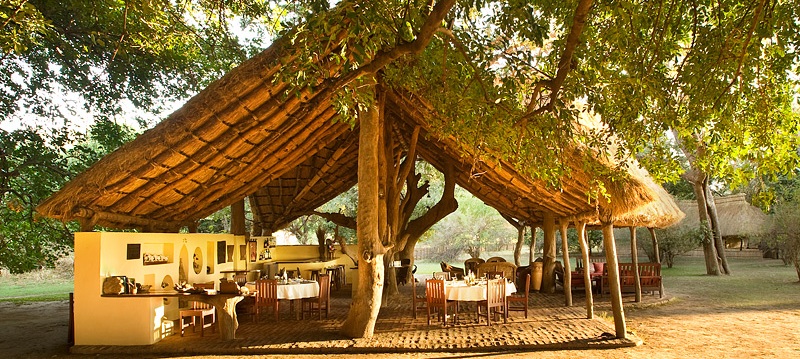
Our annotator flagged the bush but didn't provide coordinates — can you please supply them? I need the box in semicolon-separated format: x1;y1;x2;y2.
768;202;800;281
640;225;705;268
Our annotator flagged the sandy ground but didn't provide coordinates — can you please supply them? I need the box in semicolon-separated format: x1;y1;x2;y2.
1;285;798;359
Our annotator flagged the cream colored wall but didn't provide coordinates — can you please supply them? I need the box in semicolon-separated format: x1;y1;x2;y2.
73;232;239;346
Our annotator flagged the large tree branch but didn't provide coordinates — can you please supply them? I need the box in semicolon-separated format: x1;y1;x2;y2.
313;211;357;229
516;0;594;126
328;0;456;92
715;0;766;108
405;162;457;239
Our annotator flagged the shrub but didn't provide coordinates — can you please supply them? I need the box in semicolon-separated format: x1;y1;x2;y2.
640;225;705;268
768;202;800;281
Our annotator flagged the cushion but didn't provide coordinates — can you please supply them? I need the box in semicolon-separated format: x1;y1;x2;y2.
592;262;605;274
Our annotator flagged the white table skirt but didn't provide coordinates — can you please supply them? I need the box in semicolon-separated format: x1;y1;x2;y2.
277;281;319;300
444;280;516;301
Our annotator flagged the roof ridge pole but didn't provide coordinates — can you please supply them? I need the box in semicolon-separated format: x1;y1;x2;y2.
602;221;627;339
559;220;572;307
630;227;642;303
575;220;593;318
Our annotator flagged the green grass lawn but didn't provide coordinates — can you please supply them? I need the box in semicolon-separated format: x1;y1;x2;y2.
0;270;74;304
663;256;800;308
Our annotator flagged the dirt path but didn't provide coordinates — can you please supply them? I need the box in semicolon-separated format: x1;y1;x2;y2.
2;287;798;358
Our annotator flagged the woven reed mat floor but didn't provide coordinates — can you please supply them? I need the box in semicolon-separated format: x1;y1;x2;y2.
71;284;658;355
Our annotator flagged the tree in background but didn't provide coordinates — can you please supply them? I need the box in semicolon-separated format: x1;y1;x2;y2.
0;119;136;272
426;187;516;262
639;225;705;269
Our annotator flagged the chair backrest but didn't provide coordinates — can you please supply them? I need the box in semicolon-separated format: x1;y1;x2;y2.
425;279;446;307
432;271;450;280
464;258;485;274
477;262;517;280
486;256;506;263
486;278;506;307
494;262;517;280
233;273;247;286
486;271;503;279
255;279;278;305
317;274;331;304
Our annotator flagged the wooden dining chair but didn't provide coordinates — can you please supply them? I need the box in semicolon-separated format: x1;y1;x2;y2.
233;273;247;287
507;273;530;318
486;256;506;263
179;282;216;336
302;274;330;319
425;279;457;326
432;271;451;280
253;279;279;322
411;275;426;319
477;278;507;326
464;257;485;275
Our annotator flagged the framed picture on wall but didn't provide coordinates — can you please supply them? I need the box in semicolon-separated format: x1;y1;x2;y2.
239;245;246;261
248;241;257;262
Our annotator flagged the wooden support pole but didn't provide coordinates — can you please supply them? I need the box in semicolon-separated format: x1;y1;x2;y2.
603;222;627;339
603;223;627;339
630;227;642;303
541;212;557;293
560;220;572;306
529;226;538;264
576;221;593;318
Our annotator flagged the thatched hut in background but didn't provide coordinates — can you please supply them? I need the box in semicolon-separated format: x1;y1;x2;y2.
677;193;768;250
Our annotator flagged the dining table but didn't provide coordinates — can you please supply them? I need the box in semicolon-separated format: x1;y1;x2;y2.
444;279;517;302
246;279;319;319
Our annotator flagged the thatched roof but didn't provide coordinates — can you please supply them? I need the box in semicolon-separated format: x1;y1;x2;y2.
677;193;768;237
36;28;682;233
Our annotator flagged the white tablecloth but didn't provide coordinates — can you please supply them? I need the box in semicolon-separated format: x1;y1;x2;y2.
277;281;319;300
444;280;516;301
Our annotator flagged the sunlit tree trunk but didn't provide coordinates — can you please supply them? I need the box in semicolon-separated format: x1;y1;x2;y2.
341;83;386;338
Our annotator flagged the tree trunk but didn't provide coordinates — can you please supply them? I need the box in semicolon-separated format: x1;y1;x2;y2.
341;84;386;338
576;221;593;318
514;225;525;266
689;175;721;275
560;221;572;306
705;186;731;274
648;227;660;263
541;212;557;293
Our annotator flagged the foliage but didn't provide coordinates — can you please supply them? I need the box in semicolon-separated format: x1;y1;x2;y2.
424;186;516;262
642;225;706;269
0;120;136;272
764;177;800;281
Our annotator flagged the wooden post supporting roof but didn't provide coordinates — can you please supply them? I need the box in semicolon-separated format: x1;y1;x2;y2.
648;227;663;296
576;220;593;318
541;212;557;293
602;222;627;339
559;220;572;306
529;225;538;264
630;227;642;303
